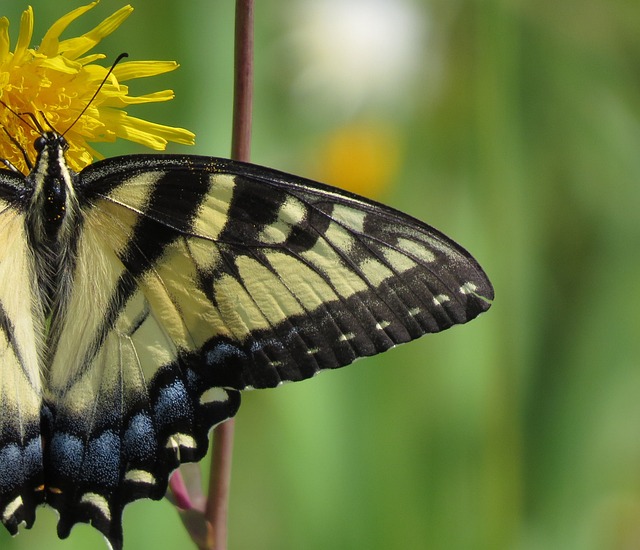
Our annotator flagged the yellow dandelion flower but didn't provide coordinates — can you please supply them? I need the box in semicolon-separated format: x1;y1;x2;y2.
0;2;195;174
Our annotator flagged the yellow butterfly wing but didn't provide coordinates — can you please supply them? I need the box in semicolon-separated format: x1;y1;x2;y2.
0;180;45;534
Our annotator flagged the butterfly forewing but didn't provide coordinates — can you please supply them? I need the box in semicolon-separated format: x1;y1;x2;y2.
79;156;493;386
0;139;492;549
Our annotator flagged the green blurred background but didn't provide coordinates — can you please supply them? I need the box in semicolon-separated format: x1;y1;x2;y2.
2;0;639;548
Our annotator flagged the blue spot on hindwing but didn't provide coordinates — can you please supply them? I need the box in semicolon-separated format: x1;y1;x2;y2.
82;431;119;487
24;437;43;477
0;438;42;490
206;342;246;365
50;433;83;478
185;369;199;390
153;380;192;428
0;444;23;488
123;413;156;462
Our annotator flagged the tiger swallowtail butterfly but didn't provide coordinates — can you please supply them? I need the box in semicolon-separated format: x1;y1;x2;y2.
0;130;493;548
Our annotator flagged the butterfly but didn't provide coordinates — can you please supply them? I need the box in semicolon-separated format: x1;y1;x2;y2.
0;130;493;549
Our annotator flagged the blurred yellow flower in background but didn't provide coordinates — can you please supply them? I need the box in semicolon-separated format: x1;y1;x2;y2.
315;122;402;199
0;2;194;174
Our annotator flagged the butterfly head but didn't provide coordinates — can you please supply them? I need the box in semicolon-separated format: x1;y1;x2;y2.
34;132;69;156
29;131;73;184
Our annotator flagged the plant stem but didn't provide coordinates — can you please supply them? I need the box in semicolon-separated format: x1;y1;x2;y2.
206;419;235;550
206;1;254;549
230;0;254;162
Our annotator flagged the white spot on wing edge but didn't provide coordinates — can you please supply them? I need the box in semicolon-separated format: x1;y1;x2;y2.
200;386;229;405
80;492;111;521
432;294;450;306
2;496;22;522
376;320;391;330
459;282;478;295
339;332;356;342
124;469;156;485
166;433;197;450
408;307;421;317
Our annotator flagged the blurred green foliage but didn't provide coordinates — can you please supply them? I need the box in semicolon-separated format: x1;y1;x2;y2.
1;1;639;549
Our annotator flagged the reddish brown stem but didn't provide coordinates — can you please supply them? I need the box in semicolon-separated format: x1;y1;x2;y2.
206;1;254;549
206;419;236;550
230;0;254;162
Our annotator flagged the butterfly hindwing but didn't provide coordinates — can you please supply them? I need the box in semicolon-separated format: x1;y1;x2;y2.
0;138;492;549
44;160;242;545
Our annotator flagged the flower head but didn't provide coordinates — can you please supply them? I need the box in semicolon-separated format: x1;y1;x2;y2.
0;2;195;173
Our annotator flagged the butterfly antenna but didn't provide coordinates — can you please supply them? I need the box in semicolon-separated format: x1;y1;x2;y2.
1;128;33;171
0;99;40;133
23;112;46;134
62;52;129;137
0;100;41;170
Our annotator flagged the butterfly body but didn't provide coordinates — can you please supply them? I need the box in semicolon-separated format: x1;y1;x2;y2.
0;133;493;548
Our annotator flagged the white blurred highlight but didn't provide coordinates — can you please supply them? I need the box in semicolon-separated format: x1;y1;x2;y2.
288;0;427;115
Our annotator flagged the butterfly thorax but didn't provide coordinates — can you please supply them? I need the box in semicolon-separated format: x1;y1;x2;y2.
24;132;81;322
